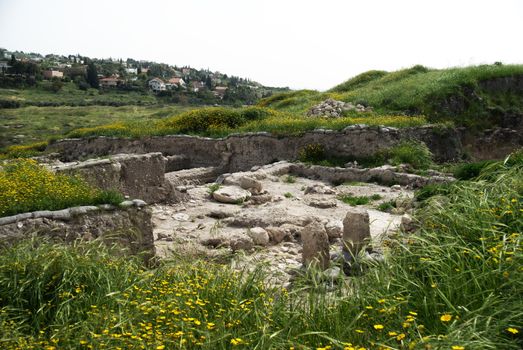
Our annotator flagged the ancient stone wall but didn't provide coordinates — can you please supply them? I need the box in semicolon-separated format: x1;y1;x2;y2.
0;203;155;261
47;125;464;172
53;153;182;203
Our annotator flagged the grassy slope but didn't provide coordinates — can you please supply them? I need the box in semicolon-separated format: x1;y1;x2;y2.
259;64;523;127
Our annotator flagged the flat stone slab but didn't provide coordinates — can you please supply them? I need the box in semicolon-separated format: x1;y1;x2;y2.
212;186;252;204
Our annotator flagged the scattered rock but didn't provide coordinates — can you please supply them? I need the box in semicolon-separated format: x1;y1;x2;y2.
248;227;270;246
324;219;343;240
239;176;263;194
307;198;337;208
307;98;372;118
229;235;254;252
391;184;402;191
400;214;416;232
304;184;336;195
249;194;273;205
133;199;147;208
266;226;291;244
207;209;236;219
301;220;330;270
212;186;251;204
173;213;190;221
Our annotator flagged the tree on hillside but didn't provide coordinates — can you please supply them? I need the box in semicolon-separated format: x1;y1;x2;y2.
86;61;99;88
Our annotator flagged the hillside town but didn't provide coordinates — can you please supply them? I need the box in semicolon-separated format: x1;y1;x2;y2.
0;48;287;105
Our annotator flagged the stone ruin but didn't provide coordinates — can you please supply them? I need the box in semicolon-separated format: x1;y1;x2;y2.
4;119;521;283
307;98;373;118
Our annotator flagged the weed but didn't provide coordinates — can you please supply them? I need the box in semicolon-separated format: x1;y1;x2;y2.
339;194;370;206
370;194;382;201
377;200;396;212
284;192;293;198
208;183;221;194
283;175;296;184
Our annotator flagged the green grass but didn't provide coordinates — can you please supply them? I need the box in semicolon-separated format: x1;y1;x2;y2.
0;158;521;349
259;64;523;128
0;104;194;149
0;82;157;107
284;192;293;198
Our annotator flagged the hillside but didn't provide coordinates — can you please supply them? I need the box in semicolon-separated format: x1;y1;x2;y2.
259;64;523;129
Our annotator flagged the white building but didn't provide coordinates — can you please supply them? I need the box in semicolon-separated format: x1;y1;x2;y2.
148;78;166;92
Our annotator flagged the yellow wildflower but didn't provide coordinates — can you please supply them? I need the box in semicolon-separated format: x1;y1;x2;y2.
507;327;519;334
440;314;452;322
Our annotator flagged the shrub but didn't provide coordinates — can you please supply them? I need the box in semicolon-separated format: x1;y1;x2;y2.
160;107;242;133
298;143;326;163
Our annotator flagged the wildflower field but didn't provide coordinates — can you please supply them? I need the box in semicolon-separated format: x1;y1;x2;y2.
0;153;521;349
0;159;122;217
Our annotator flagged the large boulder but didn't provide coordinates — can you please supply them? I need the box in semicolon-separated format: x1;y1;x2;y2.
301;220;330;270
212;186;251;204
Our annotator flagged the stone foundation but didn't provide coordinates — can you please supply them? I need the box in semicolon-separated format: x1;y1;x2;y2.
0;203;155;262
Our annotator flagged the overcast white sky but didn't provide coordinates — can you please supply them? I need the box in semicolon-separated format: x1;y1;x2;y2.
1;0;522;90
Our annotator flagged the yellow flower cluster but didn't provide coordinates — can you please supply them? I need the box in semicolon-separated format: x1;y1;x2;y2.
0;159;100;217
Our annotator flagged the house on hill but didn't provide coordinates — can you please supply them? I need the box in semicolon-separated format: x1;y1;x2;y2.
190;81;205;92
165;77;186;89
43;70;64;79
213;86;228;99
149;78;166;92
99;77;122;88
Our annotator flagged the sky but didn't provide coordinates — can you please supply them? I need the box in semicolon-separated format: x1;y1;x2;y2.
1;0;522;90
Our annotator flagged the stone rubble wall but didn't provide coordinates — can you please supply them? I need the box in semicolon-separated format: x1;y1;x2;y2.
288;163;453;188
47;125;463;173
0;203;155;262
52;153;183;203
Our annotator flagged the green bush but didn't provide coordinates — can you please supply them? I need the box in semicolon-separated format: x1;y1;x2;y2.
387;140;433;169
